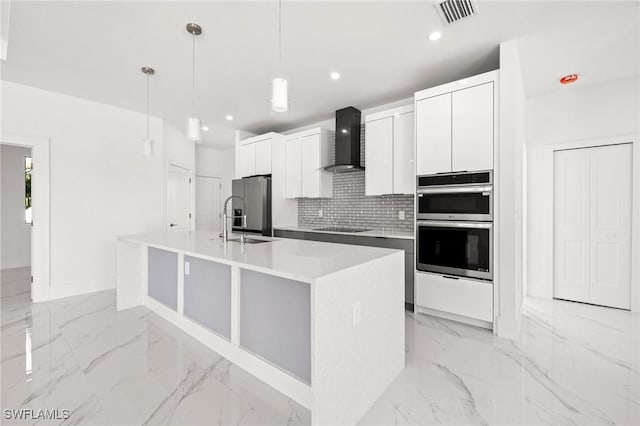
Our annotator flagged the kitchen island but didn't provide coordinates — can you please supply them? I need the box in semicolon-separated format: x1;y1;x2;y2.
116;231;405;425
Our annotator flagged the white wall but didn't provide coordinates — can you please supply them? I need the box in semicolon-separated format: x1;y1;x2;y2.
1;144;32;269
196;145;235;203
526;75;640;298
496;40;526;339
1;81;167;299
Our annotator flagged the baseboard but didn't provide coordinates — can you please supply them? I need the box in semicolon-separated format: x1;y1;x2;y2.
48;275;115;301
415;305;493;330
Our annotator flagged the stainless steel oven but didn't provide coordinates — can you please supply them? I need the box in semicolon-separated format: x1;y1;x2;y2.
416;220;493;281
417;170;493;221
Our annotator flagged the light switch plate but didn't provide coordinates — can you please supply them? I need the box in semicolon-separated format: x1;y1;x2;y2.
185;261;190;276
398;211;405;220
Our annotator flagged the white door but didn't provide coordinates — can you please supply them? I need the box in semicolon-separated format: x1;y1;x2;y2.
167;164;191;231
393;111;415;194
365;116;393;196
285;137;302;198
416;93;451;175
554;143;632;309
195;176;221;232
451;82;494;172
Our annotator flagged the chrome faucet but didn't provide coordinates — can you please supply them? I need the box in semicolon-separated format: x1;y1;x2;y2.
222;195;247;243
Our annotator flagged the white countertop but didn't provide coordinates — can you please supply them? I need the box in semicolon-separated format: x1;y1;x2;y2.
274;225;415;240
119;231;402;283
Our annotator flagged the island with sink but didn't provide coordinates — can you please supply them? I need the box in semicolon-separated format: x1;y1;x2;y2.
116;230;405;425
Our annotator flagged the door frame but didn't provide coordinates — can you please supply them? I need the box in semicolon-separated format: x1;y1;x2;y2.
542;134;639;311
1;133;51;303
166;162;194;232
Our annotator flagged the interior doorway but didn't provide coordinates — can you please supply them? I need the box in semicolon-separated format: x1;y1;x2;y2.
553;143;633;310
167;164;192;232
1;144;33;304
195;175;222;232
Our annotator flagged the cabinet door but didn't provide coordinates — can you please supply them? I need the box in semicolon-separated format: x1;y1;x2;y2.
239;143;256;177
393;111;415;194
365;117;393;196
254;139;272;175
416;93;452;175
285;138;302;198
452;82;494;172
301;133;321;198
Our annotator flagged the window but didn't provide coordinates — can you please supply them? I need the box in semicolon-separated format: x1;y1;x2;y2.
25;156;32;224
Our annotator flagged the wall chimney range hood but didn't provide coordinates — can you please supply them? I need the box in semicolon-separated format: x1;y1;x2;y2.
324;106;363;172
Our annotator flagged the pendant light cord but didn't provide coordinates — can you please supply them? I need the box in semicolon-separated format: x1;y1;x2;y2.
278;0;282;65
192;32;196;115
146;73;150;139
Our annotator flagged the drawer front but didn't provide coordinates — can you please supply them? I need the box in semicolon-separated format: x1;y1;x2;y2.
274;229;306;240
352;236;414;252
415;272;492;322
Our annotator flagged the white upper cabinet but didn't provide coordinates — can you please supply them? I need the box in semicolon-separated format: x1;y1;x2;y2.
415;71;498;175
284;128;332;198
416;93;452;175
364;105;415;196
285;136;302;198
365;116;393;196
393;110;415;194
236;133;275;178
238;142;256;177
254;138;272;175
452;82;494;172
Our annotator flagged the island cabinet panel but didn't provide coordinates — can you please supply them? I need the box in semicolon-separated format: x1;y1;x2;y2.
183;256;232;339
148;247;178;311
240;269;311;384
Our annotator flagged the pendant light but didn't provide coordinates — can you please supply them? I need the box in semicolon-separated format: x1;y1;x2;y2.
141;66;155;157
271;0;289;113
186;23;202;142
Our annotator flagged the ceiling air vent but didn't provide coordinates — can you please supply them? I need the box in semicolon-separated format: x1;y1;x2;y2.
436;0;478;25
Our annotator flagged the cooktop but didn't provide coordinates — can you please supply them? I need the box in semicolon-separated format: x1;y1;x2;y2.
312;227;373;233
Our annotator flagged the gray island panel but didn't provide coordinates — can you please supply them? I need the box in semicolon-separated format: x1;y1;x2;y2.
240;268;311;384
183;256;232;339
148;247;178;310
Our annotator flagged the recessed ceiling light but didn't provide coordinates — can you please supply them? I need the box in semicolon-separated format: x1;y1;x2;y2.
225;115;234;121
201;126;209;131
428;31;442;41
341;129;348;134
330;72;341;80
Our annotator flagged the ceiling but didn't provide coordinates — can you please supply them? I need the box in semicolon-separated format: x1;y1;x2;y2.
2;1;638;148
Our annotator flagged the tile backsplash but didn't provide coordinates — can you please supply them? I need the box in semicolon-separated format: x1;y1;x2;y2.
297;123;415;231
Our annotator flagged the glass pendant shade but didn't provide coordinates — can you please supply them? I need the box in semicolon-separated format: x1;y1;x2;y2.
271;77;289;113
186;117;202;142
142;138;153;157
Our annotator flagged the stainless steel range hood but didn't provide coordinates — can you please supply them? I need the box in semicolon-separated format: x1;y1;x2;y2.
324;106;363;172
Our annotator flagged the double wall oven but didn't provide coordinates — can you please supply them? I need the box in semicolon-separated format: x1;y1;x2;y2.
416;170;493;281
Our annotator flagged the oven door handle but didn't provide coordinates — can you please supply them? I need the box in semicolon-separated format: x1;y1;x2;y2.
416;186;492;195
417;220;493;229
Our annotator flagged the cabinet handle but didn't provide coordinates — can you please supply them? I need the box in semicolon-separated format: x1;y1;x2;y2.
442;275;460;280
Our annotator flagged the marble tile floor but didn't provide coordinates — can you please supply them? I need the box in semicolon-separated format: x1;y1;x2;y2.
1;268;638;425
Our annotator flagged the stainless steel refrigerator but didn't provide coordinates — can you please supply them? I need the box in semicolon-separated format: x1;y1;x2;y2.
231;176;272;236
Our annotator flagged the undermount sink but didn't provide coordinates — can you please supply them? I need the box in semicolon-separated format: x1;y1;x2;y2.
226;237;271;245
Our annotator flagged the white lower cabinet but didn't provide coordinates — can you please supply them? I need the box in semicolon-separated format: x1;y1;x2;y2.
415;272;493;323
